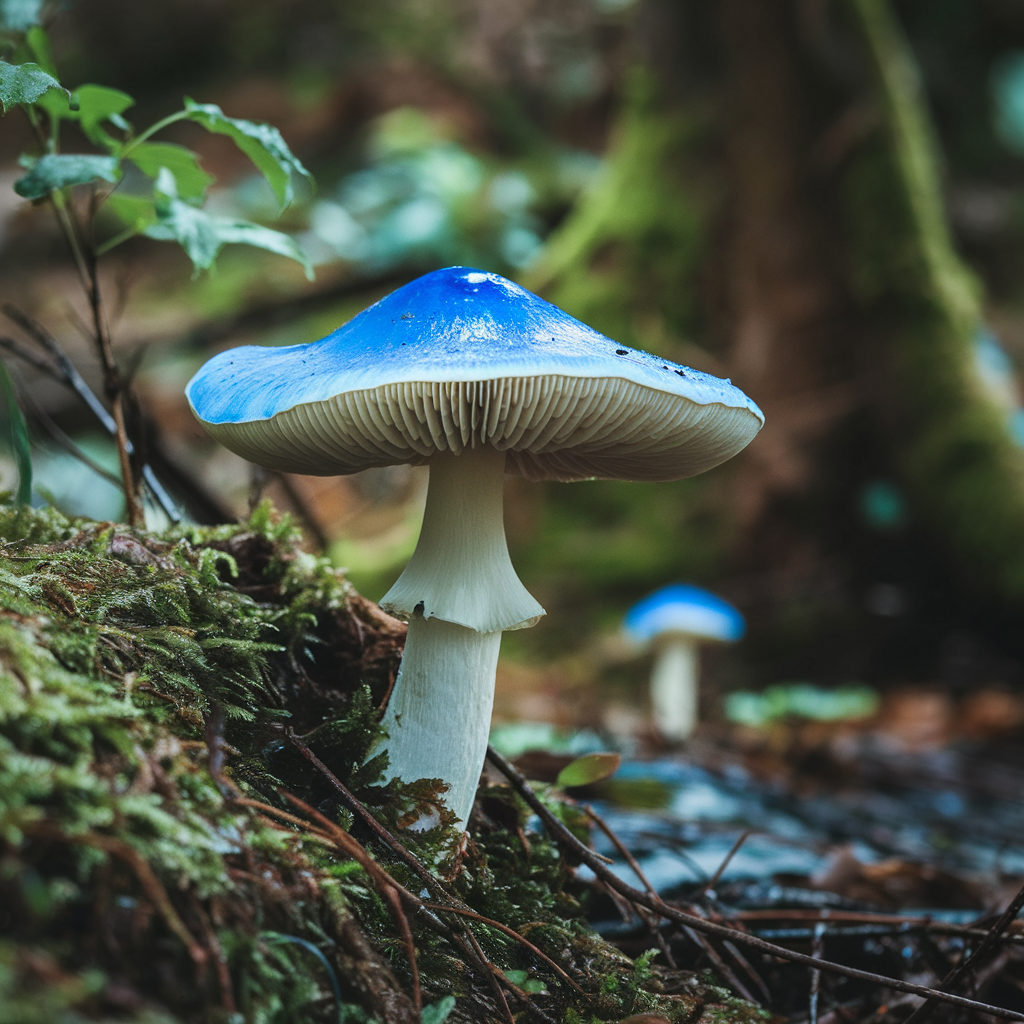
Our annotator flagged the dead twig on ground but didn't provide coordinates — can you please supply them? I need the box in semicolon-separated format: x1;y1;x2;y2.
900;879;1024;1024
486;745;1024;1022
421;902;585;995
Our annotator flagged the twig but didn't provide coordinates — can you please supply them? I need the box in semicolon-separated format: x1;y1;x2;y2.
422;902;585;995
282;736;571;1020
810;919;827;1024
38;182;141;524
30;823;207;970
701;830;751;894
1;306;180;522
381;882;422;1015
585;804;657;895
285;729;463;903
583;804;678;969
465;927;516;1024
278;791;424;1005
190;892;238;1014
732;909;1024;945
485;745;1024;1022
901;879;1024;1024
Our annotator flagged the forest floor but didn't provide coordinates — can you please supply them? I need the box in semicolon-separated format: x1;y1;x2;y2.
2;500;1023;1024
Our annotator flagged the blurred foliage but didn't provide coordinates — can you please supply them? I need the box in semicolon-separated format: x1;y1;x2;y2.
725;683;880;727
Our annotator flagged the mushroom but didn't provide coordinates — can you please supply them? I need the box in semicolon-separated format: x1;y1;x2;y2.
186;266;763;826
624;584;745;743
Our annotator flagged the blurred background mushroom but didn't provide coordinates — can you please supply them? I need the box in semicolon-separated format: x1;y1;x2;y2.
624;583;744;742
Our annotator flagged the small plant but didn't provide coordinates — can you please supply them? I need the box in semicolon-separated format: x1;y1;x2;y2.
0;3;313;525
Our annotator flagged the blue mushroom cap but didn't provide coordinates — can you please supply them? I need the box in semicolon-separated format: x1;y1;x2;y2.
624;584;745;644
186;266;764;482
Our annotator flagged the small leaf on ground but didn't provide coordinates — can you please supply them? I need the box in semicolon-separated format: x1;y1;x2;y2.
128;142;213;199
14;153;120;199
504;970;548;994
0;60;66;112
183;98;312;209
556;751;622;788
421;996;457;1024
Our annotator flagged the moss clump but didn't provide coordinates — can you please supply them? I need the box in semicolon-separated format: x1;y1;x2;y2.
0;501;767;1023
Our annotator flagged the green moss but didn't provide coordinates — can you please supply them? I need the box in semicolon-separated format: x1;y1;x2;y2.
0;501;764;1023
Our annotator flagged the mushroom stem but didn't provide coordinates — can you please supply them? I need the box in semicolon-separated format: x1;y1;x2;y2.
650;635;699;741
381;445;543;633
375;445;545;828
378;614;502;827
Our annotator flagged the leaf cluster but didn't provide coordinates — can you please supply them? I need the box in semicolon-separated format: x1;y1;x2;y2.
0;11;313;276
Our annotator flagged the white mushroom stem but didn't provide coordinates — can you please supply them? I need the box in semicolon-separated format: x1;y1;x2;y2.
378;615;502;827
381;446;543;633
374;445;545;828
650;635;700;742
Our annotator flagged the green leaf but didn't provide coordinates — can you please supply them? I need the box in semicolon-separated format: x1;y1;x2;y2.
144;170;312;277
74;84;133;147
183;98;312;209
503;970;548;995
0;0;44;33
205;219;313;276
103;192;158;232
24;24;54;74
0;60;66;112
555;752;622;788
34;83;71;120
128;142;212;199
0;358;32;505
14;153;120;199
421;996;457;1024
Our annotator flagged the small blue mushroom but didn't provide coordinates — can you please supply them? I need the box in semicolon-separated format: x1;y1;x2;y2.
625;584;745;742
187;267;763;826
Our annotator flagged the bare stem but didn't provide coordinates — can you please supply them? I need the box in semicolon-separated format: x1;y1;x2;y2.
49;188;142;526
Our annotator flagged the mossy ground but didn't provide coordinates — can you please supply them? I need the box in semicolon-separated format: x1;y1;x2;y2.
0;501;769;1024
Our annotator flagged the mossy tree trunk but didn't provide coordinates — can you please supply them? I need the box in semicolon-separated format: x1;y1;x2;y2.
524;0;1024;682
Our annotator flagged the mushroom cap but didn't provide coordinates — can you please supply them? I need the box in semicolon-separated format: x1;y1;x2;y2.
186;266;764;482
625;584;744;644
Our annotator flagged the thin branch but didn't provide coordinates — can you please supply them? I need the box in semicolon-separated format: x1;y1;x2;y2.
422;902;585;995
1;306;181;522
381;882;422;1015
901;878;1024;1024
701;830;751;894
584;804;657;896
808;919;827;1024
30;823;206;970
485;745;1024;1022
285;729;463;904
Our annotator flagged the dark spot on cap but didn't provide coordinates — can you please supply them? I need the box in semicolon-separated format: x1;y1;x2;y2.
675;369;686;377
401;312;413;319
414;601;425;615
615;349;628;355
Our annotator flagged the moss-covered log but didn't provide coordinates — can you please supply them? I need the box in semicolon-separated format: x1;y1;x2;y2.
0;502;768;1023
